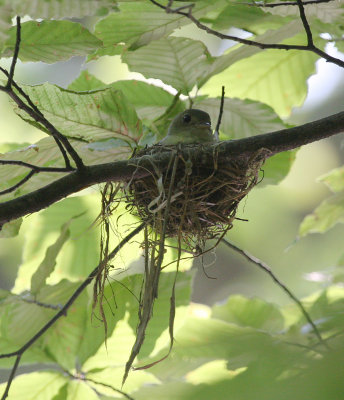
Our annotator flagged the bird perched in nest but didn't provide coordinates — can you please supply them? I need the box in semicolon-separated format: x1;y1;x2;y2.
159;109;215;145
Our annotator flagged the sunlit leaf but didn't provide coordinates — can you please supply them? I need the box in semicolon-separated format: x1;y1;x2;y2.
67;70;107;92
0;1;11;52
299;192;344;236
196;97;286;139
123;37;213;95
10;0;114;19
261;150;296;186
14;195;100;291
12;83;142;143
319;166;344;193
0;137;132;202
2;20;102;63
0;218;22;238
211;295;284;332
203;34;318;117
91;1;213;58
0;371;66;400
264;1;344;23
30;219;72;295
66;380;99;400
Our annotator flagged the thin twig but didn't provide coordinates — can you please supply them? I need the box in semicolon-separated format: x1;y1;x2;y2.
246;0;334;7
214;86;225;142
0;170;36;195
20;298;62;311
0;66;72;169
0;161;74;196
245;0;335;7
7;16;21;89
4;89;84;170
0;222;146;400
221;239;328;348
64;371;135;400
296;0;314;46
149;0;344;68
0;18;84;170
0;160;74;172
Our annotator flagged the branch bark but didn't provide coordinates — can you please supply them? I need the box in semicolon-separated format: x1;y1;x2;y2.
0;110;343;227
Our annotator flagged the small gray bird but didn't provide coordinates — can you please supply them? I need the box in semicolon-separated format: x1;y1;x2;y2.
159;109;214;145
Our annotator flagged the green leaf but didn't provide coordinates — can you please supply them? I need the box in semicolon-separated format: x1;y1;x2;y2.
3;20;102;63
10;0;114;19
264;1;344;23
0;142;31;153
0;281;86;362
110;80;182;121
12;83;142;143
211;295;284;332
0;138;132;202
0;218;22;238
123;37;213;95
299;192;344;236
0;371;66;400
199;20;303;87
261;150;296;186
203;34;318;117
196;97;286;139
35;280;89;369
67;70;107;92
91;1;213;58
14;196;100;291
319;166;344;193
30;219;72;295
137;315;298;382
83;271;192;369
66;380;99;400
123;347;344;400
0;1;11;53
68;72;183;122
211;2;288;33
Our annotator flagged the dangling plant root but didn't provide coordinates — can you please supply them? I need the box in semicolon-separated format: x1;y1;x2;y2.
125;145;269;250
95;147;270;384
92;182;122;338
122;152;180;384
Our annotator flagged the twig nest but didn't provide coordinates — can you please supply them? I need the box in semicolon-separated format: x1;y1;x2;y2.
125;144;268;245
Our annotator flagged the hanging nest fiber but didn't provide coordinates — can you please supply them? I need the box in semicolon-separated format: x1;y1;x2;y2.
125;145;269;247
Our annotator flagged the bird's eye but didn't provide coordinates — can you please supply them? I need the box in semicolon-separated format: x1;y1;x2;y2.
183;113;191;123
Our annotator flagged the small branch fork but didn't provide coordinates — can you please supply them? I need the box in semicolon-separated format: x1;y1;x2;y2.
0;16;84;183
0;160;74;195
149;0;344;69
0;222;145;400
222;239;328;348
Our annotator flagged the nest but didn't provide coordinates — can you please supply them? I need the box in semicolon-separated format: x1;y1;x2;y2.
124;145;268;247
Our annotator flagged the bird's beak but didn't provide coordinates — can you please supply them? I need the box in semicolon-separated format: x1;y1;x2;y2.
196;122;211;129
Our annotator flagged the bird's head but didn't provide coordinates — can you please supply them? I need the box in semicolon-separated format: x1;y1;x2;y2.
168;109;212;138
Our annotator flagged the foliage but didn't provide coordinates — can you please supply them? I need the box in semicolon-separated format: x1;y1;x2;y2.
0;0;344;399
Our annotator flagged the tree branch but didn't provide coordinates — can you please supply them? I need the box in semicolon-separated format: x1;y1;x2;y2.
0;110;343;227
149;0;344;69
222;239;327;347
0;17;84;171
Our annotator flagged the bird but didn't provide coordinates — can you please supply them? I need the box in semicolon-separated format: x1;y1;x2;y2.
159;109;214;146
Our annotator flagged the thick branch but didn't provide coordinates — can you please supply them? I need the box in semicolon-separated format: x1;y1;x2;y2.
0;111;343;226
